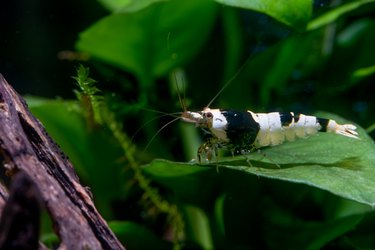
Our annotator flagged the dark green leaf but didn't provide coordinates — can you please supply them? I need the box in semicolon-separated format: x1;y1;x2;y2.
305;214;363;250
214;0;313;30
352;65;375;79
215;30;324;107
142;160;217;207
98;0;165;12
307;0;375;30
76;0;217;86
109;221;171;249
96;0;129;12
264;213;364;249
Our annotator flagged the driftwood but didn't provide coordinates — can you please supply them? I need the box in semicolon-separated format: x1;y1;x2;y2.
0;74;125;250
0;172;47;250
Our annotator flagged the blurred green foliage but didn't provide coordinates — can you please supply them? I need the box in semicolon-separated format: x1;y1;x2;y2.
6;0;375;249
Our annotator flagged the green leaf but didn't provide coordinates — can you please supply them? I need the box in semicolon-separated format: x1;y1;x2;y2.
218;30;323;107
319;18;375;92
142;160;217;207
98;0;166;12
307;0;375;30
109;221;171;249
214;0;313;30
264;213;364;249
182;205;214;249
76;0;217;86
259;34;313;105
352;64;375;79
304;214;364;250
366;123;375;134
97;0;131;12
143;114;375;207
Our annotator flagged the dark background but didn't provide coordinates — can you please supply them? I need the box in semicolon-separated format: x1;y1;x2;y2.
0;0;106;98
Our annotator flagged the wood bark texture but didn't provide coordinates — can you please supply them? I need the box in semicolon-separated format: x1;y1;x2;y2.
0;74;125;250
0;172;49;250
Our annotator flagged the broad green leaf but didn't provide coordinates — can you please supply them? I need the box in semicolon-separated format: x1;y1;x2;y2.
76;0;217;86
97;0;131;11
307;0;375;30
143;114;375;207
214;0;313;30
98;0;165;12
119;0;167;13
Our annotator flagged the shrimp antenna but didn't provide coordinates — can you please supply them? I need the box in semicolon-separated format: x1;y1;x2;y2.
206;42;263;108
143;116;181;152
173;69;187;112
131;112;181;143
206;57;250;108
132;105;181;143
137;106;181;118
167;32;187;112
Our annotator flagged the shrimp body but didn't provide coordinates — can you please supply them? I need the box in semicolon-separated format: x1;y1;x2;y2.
182;108;359;161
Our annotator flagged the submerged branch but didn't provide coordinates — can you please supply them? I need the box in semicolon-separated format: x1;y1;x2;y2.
0;74;125;249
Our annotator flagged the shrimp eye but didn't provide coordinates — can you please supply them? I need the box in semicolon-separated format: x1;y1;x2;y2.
205;112;213;119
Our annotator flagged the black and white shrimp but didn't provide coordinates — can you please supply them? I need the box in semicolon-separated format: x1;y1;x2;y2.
181;107;359;162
